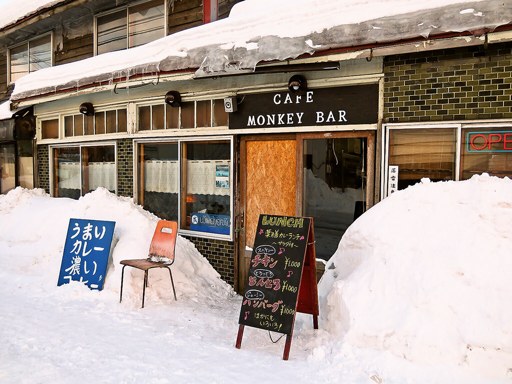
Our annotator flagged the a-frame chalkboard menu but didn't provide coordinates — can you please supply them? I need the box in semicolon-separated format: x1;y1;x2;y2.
236;214;319;360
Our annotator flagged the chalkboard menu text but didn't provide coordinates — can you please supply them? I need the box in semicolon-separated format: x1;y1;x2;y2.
236;214;319;360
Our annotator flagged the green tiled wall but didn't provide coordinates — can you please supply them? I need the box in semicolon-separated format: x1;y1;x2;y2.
384;43;512;122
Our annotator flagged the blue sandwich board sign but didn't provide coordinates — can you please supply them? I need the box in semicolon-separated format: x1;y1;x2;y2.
57;218;116;290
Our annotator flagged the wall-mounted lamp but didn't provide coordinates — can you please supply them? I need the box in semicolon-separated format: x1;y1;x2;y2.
288;75;307;94
165;91;181;107
79;102;94;116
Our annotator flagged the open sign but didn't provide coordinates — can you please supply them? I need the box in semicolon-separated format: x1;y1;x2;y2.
467;131;512;152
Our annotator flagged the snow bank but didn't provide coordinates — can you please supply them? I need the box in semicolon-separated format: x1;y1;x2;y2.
0;187;234;307
318;174;512;380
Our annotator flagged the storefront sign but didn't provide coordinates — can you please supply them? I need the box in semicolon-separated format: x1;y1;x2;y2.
467;131;512;152
190;212;230;235
229;84;378;129
57;218;116;290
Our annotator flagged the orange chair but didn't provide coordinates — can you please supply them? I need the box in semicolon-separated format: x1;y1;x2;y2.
119;220;178;308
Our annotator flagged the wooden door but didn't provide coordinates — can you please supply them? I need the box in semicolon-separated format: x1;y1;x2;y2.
237;136;297;292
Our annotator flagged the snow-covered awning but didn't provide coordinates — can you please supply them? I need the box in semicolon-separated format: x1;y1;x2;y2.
0;100;15;120
9;0;512;103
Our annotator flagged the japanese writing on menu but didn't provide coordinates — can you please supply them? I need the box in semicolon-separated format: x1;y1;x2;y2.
58;218;116;290
239;215;311;335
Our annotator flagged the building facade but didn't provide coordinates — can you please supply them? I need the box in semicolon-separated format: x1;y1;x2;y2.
1;1;512;292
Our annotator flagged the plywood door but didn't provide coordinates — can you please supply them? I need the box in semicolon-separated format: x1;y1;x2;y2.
238;138;297;291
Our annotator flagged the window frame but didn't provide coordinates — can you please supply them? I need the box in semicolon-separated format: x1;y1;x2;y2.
7;32;53;83
134;136;234;241
382;121;512;197
136;99;229;131
94;0;167;56
49;141;118;198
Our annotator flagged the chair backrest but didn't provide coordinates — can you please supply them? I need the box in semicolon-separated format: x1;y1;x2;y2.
148;220;178;262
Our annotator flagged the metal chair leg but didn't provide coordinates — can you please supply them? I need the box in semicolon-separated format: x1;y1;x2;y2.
142;270;148;308
167;267;177;301
120;265;127;303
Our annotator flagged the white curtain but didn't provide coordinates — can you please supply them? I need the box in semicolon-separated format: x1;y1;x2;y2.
144;159;230;195
58;162;80;189
88;162;116;191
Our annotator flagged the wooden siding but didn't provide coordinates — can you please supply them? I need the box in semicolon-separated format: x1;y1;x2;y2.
0;50;7;101
168;0;203;35
55;34;94;66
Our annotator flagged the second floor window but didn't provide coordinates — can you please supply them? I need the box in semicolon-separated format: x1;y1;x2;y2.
9;34;52;82
96;0;165;55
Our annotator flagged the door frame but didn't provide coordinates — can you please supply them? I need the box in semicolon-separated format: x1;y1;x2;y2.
236;133;297;292
236;130;376;292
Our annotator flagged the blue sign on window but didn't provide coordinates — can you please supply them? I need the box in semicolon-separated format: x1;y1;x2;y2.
190;213;230;235
57;218;116;290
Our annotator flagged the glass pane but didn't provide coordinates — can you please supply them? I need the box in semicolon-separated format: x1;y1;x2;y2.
152;104;165;130
42;119;59;139
196;100;211;128
10;44;28;82
304;138;367;260
95;113;105;135
54;147;81;199
97;10;127;55
64;116;74;137
74;115;84;136
84;115;94;135
182;141;231;235
128;0;165;48
82;146;116;194
106;110;117;133
138;106;151;131
213;99;228;126
29;35;51;72
388;128;456;190
461;127;512;180
166;104;179;129
117;109;127;132
139;142;179;220
0;144;16;194
181;102;194;128
17;140;34;189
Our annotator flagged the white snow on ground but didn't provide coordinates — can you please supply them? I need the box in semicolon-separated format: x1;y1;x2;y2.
1;174;511;383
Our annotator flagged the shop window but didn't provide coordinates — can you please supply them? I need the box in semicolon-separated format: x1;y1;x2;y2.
96;0;165;55
52;144;116;198
64;108;127;137
137;138;232;238
461;127;512;180
138;142;179;220
9;34;52;82
181;141;231;235
41;119;59;139
137;99;228;131
388;128;457;190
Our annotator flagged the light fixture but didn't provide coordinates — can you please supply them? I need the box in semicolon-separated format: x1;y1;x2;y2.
79;102;94;116
165;91;181;107
288;75;307;94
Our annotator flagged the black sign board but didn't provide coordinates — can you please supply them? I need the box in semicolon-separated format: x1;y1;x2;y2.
229;84;378;129
236;214;319;360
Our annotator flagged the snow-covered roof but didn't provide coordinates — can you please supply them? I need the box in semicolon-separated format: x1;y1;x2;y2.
0;0;64;31
9;0;512;102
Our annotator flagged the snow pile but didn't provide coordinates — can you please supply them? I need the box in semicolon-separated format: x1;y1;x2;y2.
1;176;512;382
0;187;233;306
319;174;512;380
